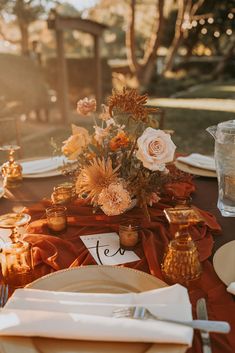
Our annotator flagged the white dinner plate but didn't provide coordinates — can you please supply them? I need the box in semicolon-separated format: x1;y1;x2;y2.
213;241;235;286
19;156;68;178
175;160;217;178
13;266;187;353
1;267;187;353
27;265;167;293
0;187;4;199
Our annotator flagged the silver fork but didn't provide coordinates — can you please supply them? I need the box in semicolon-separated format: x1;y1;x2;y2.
113;306;230;334
0;284;8;307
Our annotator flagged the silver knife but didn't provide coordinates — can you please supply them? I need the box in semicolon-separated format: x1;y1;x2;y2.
196;298;212;353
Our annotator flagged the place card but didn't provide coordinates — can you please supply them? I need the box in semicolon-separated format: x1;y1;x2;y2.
80;232;140;266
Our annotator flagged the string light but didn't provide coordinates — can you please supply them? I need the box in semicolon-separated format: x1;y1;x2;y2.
214;31;220;38
228;13;234;19
226;28;232;36
201;28;207;34
192;20;198;27
208;17;214;24
199;19;205;25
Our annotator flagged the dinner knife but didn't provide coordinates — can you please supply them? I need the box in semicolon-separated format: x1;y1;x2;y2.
196;298;212;353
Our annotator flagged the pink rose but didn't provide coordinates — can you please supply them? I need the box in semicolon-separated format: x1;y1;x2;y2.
77;97;96;116
136;127;176;171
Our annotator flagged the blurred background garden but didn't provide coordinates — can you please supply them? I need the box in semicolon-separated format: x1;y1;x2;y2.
0;0;235;162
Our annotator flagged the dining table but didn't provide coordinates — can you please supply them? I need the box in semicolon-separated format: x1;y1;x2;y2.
0;172;235;353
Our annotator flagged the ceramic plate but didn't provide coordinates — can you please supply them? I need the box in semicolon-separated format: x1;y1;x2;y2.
19;156;69;178
27;265;167;293
13;266;187;353
175;160;217;178
0;187;4;199
0;213;31;228
1;267;187;353
213;241;235;286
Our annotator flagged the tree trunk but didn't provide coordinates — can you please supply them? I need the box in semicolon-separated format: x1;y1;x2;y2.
19;21;30;56
125;0;139;75
213;38;235;79
163;0;186;73
163;0;205;73
138;0;165;89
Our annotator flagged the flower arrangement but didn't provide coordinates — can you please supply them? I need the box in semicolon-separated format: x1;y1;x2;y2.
62;88;177;219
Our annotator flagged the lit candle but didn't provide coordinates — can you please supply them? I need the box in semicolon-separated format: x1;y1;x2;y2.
46;206;67;234
119;223;139;249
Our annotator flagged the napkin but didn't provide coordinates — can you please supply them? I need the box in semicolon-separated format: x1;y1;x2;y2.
21;156;67;175
227;282;235;295
1;284;193;346
177;154;215;171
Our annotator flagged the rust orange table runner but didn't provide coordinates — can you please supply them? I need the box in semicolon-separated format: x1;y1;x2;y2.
24;181;235;353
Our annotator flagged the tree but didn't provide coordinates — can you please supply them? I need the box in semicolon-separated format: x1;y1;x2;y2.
0;0;55;55
163;0;205;73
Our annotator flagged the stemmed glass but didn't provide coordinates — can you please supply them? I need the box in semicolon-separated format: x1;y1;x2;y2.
0;212;34;291
0;117;22;188
0;144;22;188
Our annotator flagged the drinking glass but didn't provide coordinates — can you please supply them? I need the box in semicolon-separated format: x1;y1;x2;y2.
207;120;235;216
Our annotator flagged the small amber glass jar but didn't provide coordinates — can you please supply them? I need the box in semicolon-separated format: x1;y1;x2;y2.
51;182;76;205
119;222;140;250
46;206;67;235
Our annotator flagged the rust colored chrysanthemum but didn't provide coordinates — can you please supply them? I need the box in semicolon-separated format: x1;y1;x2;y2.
76;157;120;203
109;131;129;151
107;88;157;122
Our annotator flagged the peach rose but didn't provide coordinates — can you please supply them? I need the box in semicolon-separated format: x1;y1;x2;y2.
62;124;91;160
77;97;96;116
136;127;176;171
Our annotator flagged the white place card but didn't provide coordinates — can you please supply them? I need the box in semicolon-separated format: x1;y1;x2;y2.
80;232;140;266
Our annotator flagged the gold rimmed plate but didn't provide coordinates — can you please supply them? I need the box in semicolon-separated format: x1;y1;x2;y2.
0;187;4;199
175;160;217;178
0;213;31;228
213;241;235;286
27;265;167;293
1;266;188;353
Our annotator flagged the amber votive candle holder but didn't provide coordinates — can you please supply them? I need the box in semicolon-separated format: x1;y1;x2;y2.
46;206;67;235
119;222;140;250
51;182;76;205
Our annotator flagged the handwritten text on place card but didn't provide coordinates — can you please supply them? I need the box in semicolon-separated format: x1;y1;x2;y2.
80;232;140;266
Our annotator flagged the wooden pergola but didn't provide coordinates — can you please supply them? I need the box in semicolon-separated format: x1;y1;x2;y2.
48;10;107;122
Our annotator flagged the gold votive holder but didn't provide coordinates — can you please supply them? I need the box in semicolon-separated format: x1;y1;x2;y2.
119;222;140;250
46;205;67;235
0;145;22;188
161;207;202;285
1;240;34;291
51;182;76;205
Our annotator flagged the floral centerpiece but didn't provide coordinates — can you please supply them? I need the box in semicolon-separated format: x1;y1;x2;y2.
62;88;177;219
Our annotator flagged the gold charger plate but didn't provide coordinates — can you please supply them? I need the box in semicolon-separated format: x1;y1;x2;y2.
175;160;217;178
0;266;188;353
213;241;235;286
0;213;31;228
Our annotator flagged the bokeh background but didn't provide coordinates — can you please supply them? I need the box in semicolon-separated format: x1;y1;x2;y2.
0;0;235;161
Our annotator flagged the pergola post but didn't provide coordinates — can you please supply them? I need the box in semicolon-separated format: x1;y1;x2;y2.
94;35;102;108
55;29;70;123
48;11;107;122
